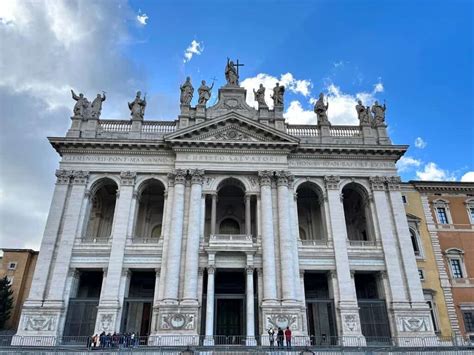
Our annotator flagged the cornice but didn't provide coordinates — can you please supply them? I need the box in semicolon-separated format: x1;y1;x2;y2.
408;180;474;193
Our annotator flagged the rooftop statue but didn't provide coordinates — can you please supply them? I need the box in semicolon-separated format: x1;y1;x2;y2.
128;91;146;120
180;77;194;106
314;93;329;125
225;58;239;85
271;82;285;108
371;100;386;126
91;92;106;119
71;89;91;118
198;80;214;105
356;100;370;125
253;84;268;109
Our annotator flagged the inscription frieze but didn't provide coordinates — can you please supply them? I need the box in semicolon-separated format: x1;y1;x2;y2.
289;159;394;168
62;155;174;164
180;154;286;164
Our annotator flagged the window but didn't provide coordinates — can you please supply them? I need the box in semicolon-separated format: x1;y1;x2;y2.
466;199;474;224
8;262;17;270
423;293;440;333
6;276;13;285
463;311;474;333
406;216;424;259
402;195;407;204
450;259;463;278
418;269;425;281
437;208;448;224
410;229;421;257
470;208;474;223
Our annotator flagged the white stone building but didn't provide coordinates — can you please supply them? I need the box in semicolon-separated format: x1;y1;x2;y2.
15;77;435;345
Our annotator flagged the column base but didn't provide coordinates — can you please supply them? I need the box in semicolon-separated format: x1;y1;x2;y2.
13;301;64;340
391;305;436;343
94;300;121;334
338;302;366;346
261;303;307;337
151;303;199;336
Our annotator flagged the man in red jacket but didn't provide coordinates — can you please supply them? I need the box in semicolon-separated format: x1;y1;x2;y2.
284;326;292;348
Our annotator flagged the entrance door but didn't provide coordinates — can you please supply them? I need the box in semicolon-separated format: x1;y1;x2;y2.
121;300;153;337
306;301;337;345
215;298;244;344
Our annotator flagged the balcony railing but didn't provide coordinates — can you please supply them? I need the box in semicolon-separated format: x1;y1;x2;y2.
300;239;329;246
330;126;361;137
79;236;111;244
286;125;319;137
347;239;381;247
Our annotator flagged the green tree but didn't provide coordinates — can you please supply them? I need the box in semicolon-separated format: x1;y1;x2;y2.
0;276;14;330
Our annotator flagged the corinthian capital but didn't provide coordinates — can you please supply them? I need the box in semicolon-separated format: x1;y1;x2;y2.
55;169;72;185
120;171;137;186
72;170;89;185
258;170;273;186
324;175;340;190
174;169;187;185
369;176;386;191
190;169;205;185
275;170;293;187
386;176;401;190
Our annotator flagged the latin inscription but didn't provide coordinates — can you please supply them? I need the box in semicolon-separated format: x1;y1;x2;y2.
289;159;394;168
181;154;286;163
62;155;174;164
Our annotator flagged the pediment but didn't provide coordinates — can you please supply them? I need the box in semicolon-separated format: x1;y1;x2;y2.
164;112;299;148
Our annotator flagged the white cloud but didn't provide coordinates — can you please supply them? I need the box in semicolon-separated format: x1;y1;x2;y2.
136;9;148;26
183;40;203;63
396;156;422;173
414;137;427;149
284;100;316;124
416;162;456;181
461;171;474;182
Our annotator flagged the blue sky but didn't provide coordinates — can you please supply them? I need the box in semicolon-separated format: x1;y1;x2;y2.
0;0;472;248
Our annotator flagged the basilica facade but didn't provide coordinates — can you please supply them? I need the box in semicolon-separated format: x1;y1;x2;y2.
15;67;435;345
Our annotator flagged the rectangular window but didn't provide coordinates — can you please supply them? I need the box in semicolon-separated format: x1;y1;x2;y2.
426;301;439;332
437;207;449;224
8;262;17;270
418;269;425;280
450;259;463;278
402;195;407;204
463;311;474;332
469;208;474;223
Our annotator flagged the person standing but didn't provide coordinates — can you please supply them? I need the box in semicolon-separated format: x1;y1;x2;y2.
268;328;275;348
285;326;292;348
277;327;284;347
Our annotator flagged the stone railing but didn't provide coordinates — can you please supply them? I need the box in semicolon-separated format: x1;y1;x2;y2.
287;125;319;137
347;239;382;247
300;239;329;246
142;121;177;134
98;119;132;132
330;126;361;137
208;234;253;250
78;236;112;244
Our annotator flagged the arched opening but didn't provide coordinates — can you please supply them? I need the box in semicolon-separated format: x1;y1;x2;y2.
342;183;373;241
84;179;118;240
409;228;421;256
296;182;326;241
216;180;245;235
219;218;241;234
134;180;165;240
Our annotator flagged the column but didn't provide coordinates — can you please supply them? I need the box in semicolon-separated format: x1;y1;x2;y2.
205;265;215;344
210;193;217;235
26;170;71;303
245;194;251;235
258;171;277;302
386;177;425;304
46;171;89;304
289;188;303;303
157;176;175;301
276;171;296;302
324;176;363;340
246;266;256;344
163;169;187;302
96;171;136;333
153;268;161;306
182;169;204;303
369;177;408;306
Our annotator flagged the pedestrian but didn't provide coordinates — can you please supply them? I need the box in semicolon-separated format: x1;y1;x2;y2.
268;328;275;347
99;331;106;348
277;327;284;347
285;326;292;348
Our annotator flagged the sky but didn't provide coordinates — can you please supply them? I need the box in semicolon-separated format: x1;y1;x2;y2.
0;0;473;249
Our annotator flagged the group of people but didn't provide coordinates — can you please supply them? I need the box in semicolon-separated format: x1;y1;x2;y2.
87;331;140;349
267;326;292;348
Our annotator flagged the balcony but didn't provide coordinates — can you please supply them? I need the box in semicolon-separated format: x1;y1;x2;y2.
207;234;254;251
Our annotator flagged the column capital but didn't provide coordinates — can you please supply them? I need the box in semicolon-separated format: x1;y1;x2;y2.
167;172;176;187
245;266;254;275
198;267;205;276
71;170;89;185
55;169;72;185
207;265;216;274
258;170;273;186
120;171;136;186
155;268;161;275
329;270;337;279
174;169;187;185
190;169;205;185
275;170;293;187
350;270;355;278
324;175;340;190
369;176;386;191
379;270;388;279
84;189;91;199
386;176;402;190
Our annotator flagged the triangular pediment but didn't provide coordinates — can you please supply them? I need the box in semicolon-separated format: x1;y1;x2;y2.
164;112;299;149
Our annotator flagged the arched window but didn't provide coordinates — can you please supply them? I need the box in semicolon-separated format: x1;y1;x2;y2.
465;198;474;224
342;183;373;241
84;179;118;240
410;228;421;256
296;182;325;241
219;218;241;234
134;180;165;240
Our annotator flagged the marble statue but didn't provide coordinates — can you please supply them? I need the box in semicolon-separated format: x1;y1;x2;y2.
253;84;267;109
71;90;91;118
314;93;329;125
225;59;239;85
128;91;146;120
271;82;285;107
198;80;214;105
91;92;106;119
356;100;370;125
180;77;194;106
371;100;386;126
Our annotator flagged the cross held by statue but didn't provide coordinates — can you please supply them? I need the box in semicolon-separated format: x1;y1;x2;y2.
229;58;244;77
